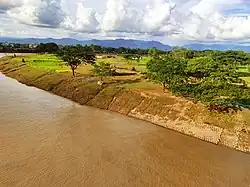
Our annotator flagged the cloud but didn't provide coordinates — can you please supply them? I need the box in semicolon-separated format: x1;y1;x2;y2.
35;0;65;27
62;2;99;33
7;0;65;27
191;0;242;18
178;0;250;41
0;0;22;13
1;0;250;44
101;0;175;35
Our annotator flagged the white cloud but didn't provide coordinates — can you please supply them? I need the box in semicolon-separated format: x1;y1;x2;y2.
35;0;65;27
1;0;250;44
101;0;175;35
63;2;99;32
0;0;22;11
7;0;65;27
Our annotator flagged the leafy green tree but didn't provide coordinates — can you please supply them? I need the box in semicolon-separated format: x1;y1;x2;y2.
134;55;142;62
122;54;141;63
147;57;187;90
57;45;96;77
212;50;250;66
186;57;218;78
185;50;195;59
36;43;59;53
148;47;158;59
186;56;243;84
92;62;115;82
170;48;195;59
90;44;103;53
122;54;133;63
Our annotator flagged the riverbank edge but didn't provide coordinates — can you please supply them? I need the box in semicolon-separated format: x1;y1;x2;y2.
0;58;249;153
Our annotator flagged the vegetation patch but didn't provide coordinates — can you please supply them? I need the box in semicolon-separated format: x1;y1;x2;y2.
32;72;69;91
5;65;49;86
52;79;103;105
147;51;250;112
0;58;26;73
202;110;246;129
87;86;123;109
109;90;145;115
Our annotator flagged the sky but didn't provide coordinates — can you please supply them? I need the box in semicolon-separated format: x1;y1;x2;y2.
0;0;250;45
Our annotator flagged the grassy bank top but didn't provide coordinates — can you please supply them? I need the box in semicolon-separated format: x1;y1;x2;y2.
7;53;250;102
6;54;161;91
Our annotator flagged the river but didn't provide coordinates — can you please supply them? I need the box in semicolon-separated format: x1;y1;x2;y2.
0;54;250;186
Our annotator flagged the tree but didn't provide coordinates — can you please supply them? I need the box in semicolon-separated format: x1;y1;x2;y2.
57;45;96;77
90;44;103;53
92;62;115;82
186;56;218;78
36;43;59;53
170;48;194;59
148;47;158;59
147;57;187;90
186;56;243;85
122;54;141;63
185;50;195;59
45;43;59;53
122;54;133;63
134;55;142;62
212;50;250;66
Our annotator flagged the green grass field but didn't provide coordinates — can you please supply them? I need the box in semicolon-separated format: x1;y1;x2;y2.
13;54;151;74
12;54;93;75
10;54;157;91
12;54;68;72
12;54;250;89
96;56;151;72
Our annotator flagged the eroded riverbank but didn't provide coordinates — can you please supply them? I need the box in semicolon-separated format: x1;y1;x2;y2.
0;55;249;153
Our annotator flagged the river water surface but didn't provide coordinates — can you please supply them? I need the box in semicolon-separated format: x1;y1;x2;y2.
0;54;250;186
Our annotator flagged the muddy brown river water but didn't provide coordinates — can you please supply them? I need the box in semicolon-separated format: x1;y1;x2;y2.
0;54;250;186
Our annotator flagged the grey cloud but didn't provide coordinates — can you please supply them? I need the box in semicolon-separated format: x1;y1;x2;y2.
0;0;21;12
35;0;65;27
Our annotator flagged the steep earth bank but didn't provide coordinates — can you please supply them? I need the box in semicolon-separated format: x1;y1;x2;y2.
0;57;249;153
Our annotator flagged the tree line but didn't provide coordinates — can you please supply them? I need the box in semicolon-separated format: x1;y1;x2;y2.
2;42;250;63
0;42;150;54
147;49;250;112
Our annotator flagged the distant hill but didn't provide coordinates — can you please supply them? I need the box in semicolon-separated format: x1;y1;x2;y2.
1;37;250;52
184;43;250;52
0;37;172;50
85;39;172;50
0;37;82;46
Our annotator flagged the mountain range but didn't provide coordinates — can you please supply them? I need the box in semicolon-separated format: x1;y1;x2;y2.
183;43;250;52
0;37;172;51
1;37;250;52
